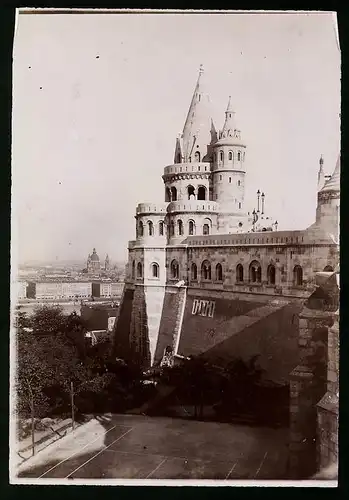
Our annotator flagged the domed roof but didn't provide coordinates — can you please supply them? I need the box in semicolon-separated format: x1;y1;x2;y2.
90;248;100;261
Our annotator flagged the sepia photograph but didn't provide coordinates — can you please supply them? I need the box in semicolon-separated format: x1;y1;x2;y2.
10;9;340;486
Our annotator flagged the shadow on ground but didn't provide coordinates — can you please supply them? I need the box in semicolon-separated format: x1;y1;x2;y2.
15;412;303;481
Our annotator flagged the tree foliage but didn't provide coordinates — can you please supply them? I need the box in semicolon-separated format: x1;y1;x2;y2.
15;306;146;420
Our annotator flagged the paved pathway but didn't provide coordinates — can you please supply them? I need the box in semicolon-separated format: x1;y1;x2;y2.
15;414;289;481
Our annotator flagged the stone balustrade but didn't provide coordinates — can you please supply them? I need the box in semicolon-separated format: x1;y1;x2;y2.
136;203;168;215
166;200;218;214
163;162;211;177
184;228;333;247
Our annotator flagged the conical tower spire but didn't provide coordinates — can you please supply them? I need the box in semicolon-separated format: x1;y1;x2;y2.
320;155;340;192
226;95;233;113
179;65;215;163
221;96;238;139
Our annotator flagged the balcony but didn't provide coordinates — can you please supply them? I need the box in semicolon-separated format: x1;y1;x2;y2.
136;203;168;215
166;200;218;213
163;162;211;178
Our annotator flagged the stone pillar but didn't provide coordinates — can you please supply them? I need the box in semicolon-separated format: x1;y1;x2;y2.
289;308;332;478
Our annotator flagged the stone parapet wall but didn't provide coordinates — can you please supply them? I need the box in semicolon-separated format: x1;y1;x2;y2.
163;162;211;177
289;271;339;479
316;306;339;473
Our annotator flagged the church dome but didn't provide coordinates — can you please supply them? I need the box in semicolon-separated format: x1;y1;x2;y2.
90;248;100;261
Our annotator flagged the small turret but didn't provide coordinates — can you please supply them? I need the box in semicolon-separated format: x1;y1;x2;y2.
318;155;326;191
220;96;241;140
313;155;340;238
211;96;247;216
174;135;182;164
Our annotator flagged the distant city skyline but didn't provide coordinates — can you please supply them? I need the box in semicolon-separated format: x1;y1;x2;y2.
12;11;340;264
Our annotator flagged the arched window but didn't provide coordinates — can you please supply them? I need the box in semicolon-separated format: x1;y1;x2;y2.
197;186;206;200
215;263;223;281
324;265;334;272
267;264;276;285
148;221;154;236
201;260;211;280
203;218;211;235
236;264;244;282
249;260;261;283
159;221;164;236
191;263;197;281
238;180;241;186
165;187;171;202
132;260;135;279
188;185;195;200
220;150;224;162
195;151;201;162
137;262;143;278
228;151;233;161
138;221;144;237
178;219;184;236
213;152;217;162
151;263;159;278
171;186;177;201
237;151;241;161
170;221;175;237
189;220;195;236
171;260;179;279
293;265;303;286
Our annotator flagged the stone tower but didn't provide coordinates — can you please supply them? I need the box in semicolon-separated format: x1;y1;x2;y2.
116;68;257;367
212;96;250;233
314;155;340;240
163;65;219;244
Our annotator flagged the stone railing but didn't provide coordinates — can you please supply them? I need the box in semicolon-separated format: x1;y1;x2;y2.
136;203;168;215
184;229;332;247
163;162;211;177
166;200;218;214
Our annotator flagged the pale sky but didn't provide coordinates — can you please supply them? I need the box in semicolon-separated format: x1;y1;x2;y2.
12;11;340;264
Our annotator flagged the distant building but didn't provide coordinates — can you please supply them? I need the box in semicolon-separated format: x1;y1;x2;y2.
15;281;27;300
26;282;36;299
91;281;125;298
87;248;101;274
35;281;92;300
105;254;110;272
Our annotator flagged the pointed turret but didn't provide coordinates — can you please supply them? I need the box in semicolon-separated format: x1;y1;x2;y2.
318;155;326;191
180;65;215;163
174;135;182;164
220;96;239;139
216;96;244;145
320;155;340;192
